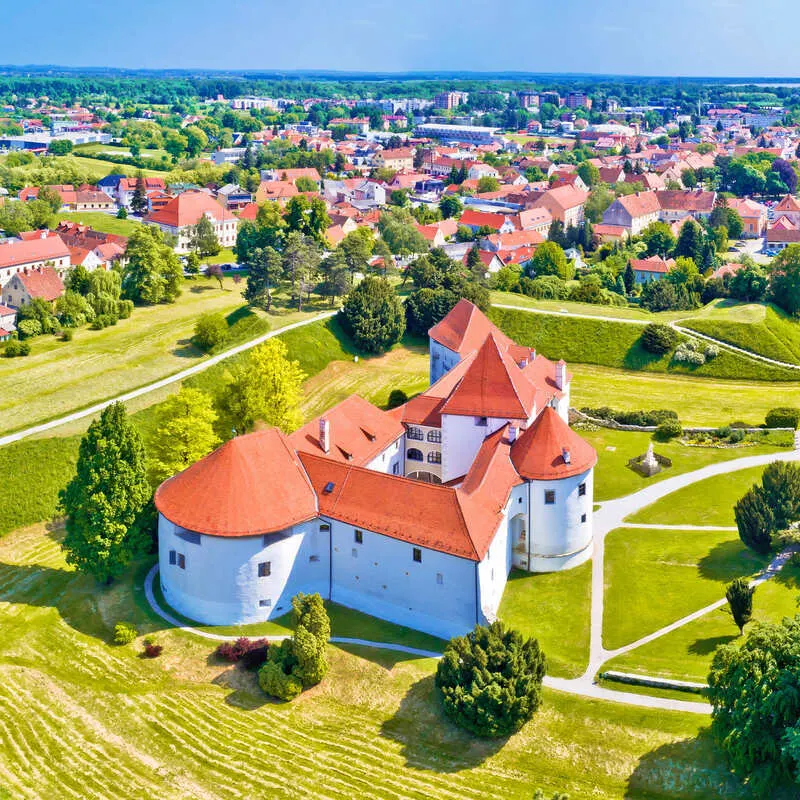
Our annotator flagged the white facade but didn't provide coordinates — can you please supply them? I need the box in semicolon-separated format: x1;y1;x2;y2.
429;338;460;383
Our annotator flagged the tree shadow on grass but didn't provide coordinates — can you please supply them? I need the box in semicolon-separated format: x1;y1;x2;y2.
189;283;216;293
333;642;434;669
688;634;737;656
697;539;770;583
624;728;746;799
622;341;669;371
773;563;800;590
172;337;203;358
211;667;274;710
379;674;507;772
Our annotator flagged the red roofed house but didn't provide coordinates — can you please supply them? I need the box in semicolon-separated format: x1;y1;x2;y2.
459;208;516;234
774;194;800;228
727;198;768;238
0;231;71;288
147;190;239;252
117;177;166;209
154;300;596;637
1;266;64;309
530;185;588;227
602;191;661;235
629;254;676;284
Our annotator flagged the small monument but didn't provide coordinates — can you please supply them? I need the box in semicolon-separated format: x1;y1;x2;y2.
628;442;671;477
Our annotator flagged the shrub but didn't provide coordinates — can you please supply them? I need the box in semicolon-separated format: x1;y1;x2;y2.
735;486;774;554
387;389;408;409
91;314;118;330
17;318;43;339
581;407;677;427
653;419;682;441
143;643;163;658
60;328;73;342
766;408;800;430
435;621;546;738
118;299;134;319
725;577;754;634
258;660;303;700
728;429;745;444
704;343;719;360
193;311;228;352
113;622;137;645
2;339;31;357
673;341;706;365
216;636;270;668
340;276;406;354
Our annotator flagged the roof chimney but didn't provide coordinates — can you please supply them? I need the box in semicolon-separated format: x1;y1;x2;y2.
562;447;571;465
40;230;47;240
555;359;567;390
319;417;330;453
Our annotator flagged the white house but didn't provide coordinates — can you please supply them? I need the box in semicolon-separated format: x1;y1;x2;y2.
147;190;239;253
155;300;596;639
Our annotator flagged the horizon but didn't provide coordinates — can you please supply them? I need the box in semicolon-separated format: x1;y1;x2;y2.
4;0;800;77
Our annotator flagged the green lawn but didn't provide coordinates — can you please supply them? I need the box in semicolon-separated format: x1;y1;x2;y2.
67;154;166;178
579;427;787;502
627;466;765;527
603;527;771;651
571;364;800;427
55;210;143;237
680;300;800;366
490;306;800;382
0;525;750;799
498;563;592;679
604;564;800;683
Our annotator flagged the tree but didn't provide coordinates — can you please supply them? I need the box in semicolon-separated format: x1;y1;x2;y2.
547;219;568;248
772;158;798;194
584;185;614;223
60;403;151;583
476;175;499;193
295;175;318;193
0;201;34;235
641;323;677;354
193;311;228;351
576;161;600;187
130;173;148;215
340;277;405;354
223;338;305;433
466;245;485;282
641;221;676;257
283;195;330;244
681;168;697;189
48;138;73;155
729;258;768;302
37;185;63;213
378;207;428;255
435;622;546;738
339;227;374;283
673;219;704;263
122;225;183;304
725;577;754;635
149;388;220;483
734;485;775;554
530;241;569;280
761;461;800;531
164;130;189;161
282;231;320;308
623;263;636;294
708;616;800;794
439;195;462;219
244;246;283;311
183;126;208;158
190;215;221;258
770;244;800;316
316;249;349;306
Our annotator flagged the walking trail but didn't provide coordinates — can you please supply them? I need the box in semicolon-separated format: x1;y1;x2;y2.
144;447;800;715
0;310;337;448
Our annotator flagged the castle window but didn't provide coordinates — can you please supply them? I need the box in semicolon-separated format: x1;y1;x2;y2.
319;523;331;532
581;513;587;523
169;550;176;565
578;482;587;497
475;416;488;427
406;427;424;441
258;561;271;577
259;599;271;607
436;572;443;585
407;448;423;462
177;553;186;570
413;547;422;563
544;490;556;505
309;555;320;563
427;429;442;443
354;530;363;544
427;451;441;464
176;529;201;545
351;548;358;559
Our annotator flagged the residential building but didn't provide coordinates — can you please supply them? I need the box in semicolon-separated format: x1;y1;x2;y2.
601;191;661;235
1;266;64;308
415;124;500;146
434;91;468;110
629;255;676;284
0;232;71;287
146;191;239;253
727;198;768;238
531;185;588;227
373;147;415;172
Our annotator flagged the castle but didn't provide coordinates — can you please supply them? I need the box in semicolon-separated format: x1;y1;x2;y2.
155;300;597;639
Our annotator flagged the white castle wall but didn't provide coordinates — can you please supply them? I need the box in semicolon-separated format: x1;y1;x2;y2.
429;339;460;384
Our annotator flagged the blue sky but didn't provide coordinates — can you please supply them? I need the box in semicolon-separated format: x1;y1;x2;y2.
4;0;800;76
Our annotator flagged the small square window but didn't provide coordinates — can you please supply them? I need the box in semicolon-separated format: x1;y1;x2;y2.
436;572;443;585
581;513;587;523
352;548;358;558
354;530;363;544
319;523;331;532
578;482;587;497
169;550;176;565
475;416;488;427
413;547;422;563
259;598;271;607
177;553;186;570
258;561;271;577
309;555;320;563
544;490;556;505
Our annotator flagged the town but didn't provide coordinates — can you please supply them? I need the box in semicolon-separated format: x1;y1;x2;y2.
1;61;800;800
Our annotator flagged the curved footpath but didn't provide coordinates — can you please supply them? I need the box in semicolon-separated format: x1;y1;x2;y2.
0;310;337;449
492;302;800;372
144;447;800;715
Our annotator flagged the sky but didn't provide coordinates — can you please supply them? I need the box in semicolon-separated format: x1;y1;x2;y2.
4;0;800;77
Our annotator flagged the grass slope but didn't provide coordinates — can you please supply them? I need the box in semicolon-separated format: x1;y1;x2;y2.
680;301;800;366
55;210;143;237
605;563;800;683
498;563;592;679
603;527;770;651
0;526;748;799
489;306;799;381
627;466;765;527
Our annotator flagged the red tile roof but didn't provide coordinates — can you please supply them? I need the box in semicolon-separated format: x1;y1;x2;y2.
654;189;716;213
147;191;235;228
290;395;404;466
630;255;675;274
776;194;800;212
428;298;514;356
13;266;64;301
511;407;597;480
155;429;318;537
459;209;509;231
0;234;70;269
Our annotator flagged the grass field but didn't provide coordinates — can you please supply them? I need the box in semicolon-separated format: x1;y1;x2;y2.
603;527;771;651
680;300;800;366
489;306;799;382
604;564;800;683
0;525;750;799
498;563;592;679
74;142;170;161
66;154;166;178
578;427;787;501
0;278;333;437
571;364;800;427
626;466;765;527
54;210;143;237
